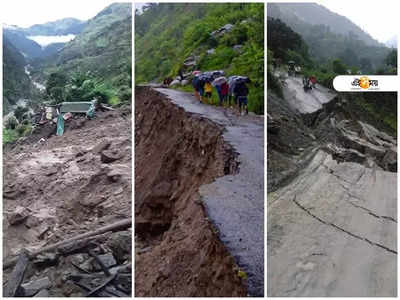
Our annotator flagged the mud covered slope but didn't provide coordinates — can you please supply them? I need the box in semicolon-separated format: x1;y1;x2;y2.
135;87;246;297
3;110;132;297
268;81;397;296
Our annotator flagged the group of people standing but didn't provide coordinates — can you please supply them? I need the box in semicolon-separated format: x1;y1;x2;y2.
192;71;250;115
302;75;317;91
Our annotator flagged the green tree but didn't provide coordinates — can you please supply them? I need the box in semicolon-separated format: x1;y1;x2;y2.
46;72;67;103
332;59;347;74
14;106;29;122
385;49;397;68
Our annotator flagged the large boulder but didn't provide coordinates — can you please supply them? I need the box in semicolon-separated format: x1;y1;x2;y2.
211;24;234;37
233;45;243;52
207;48;215;55
183;56;197;67
169;79;180;86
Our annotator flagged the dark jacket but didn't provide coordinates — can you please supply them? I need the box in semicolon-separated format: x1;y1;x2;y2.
192;76;198;88
234;83;249;97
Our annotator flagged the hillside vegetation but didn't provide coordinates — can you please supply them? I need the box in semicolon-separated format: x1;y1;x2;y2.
267;3;395;75
36;3;132;106
267;5;397;137
3;2;132;144
135;3;264;114
3;38;32;114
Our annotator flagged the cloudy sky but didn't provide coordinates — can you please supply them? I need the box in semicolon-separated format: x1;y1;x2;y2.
320;0;397;44
1;0;130;28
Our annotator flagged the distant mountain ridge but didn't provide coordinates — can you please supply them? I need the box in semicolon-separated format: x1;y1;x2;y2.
49;2;132;81
3;18;87;60
23;18;86;36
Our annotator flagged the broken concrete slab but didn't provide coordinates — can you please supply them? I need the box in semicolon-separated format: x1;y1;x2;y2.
21;276;52;297
92;253;117;271
34;289;49;297
336;120;397;171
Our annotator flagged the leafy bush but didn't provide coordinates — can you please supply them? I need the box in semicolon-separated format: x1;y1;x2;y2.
15;123;32;136
4;116;18;130
3;129;19;144
14;106;29;122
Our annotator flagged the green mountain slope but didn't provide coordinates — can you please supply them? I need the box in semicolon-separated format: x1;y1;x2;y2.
268;3;382;47
135;3;264;113
37;2;132;105
3;37;32;114
3;29;43;59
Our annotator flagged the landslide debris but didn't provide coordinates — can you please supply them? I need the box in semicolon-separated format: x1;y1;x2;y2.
3;109;132;297
135;87;246;297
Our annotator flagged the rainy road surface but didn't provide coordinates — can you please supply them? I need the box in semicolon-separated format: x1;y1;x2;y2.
280;73;337;114
155;88;265;296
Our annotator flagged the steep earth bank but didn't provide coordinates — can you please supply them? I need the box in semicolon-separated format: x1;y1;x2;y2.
135;87;247;296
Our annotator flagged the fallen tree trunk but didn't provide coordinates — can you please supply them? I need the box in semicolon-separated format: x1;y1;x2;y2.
4;219;131;270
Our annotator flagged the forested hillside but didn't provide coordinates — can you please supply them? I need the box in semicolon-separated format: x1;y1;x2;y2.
267;5;397;136
3;38;32;114
35;3;132;106
135;3;264;113
267;3;395;74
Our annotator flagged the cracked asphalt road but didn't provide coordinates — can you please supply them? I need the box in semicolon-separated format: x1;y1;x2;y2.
155;88;265;296
268;150;397;296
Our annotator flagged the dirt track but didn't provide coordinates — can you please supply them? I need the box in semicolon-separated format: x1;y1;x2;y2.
3;109;132;296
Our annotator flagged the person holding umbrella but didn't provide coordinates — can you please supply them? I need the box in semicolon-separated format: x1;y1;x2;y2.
204;80;213;104
220;81;229;106
192;71;201;101
212;76;228;106
234;79;249;115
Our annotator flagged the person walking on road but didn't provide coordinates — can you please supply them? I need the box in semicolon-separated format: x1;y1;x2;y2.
310;75;317;88
192;75;200;101
234;82;249;115
204;81;213;104
215;84;223;105
220;82;229;106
